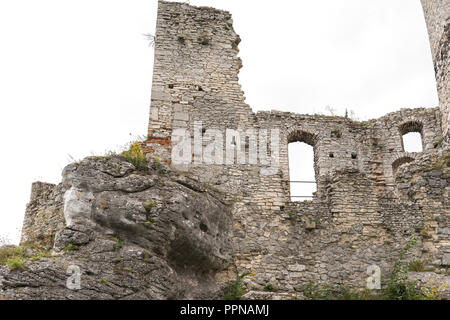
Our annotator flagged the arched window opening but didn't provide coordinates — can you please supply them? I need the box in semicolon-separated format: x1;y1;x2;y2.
399;121;424;153
289;142;316;202
288;131;317;202
402;132;423;153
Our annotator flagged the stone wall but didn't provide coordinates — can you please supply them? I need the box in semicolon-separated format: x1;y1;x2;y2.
144;1;450;298
421;0;450;145
147;0;253;161
20;182;65;248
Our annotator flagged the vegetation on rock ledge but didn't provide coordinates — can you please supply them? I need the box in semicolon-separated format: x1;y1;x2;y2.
121;141;148;172
0;242;52;270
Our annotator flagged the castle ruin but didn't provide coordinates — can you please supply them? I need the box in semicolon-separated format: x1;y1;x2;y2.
145;0;450;297
0;0;448;300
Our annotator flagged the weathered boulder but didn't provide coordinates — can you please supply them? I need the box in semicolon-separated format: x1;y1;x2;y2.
0;156;232;300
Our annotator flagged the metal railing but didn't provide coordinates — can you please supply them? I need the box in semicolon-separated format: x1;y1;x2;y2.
289;181;399;200
289;181;316;199
289;181;316;184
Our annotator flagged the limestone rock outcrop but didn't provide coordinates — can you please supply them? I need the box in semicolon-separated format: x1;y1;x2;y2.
0;156;232;300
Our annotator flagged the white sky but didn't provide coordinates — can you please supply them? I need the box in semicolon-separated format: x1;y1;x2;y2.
0;0;439;243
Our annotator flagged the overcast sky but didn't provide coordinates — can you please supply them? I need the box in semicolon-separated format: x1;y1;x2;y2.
0;0;439;243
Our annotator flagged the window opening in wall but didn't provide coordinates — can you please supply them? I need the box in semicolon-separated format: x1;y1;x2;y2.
400;121;424;153
289;142;316;202
402;132;423;153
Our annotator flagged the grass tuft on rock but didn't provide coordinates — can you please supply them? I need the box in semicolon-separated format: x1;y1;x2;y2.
121;141;149;172
0;247;27;270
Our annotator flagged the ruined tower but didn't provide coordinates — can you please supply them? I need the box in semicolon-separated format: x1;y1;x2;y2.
421;0;450;145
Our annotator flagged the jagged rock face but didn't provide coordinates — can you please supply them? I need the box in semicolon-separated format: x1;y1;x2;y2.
0;157;232;300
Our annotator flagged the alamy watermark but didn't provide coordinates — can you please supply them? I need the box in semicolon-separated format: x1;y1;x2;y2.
66;265;81;290
366;265;381;290
171;122;280;176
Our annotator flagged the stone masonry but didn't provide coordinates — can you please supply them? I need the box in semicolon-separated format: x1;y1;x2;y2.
421;0;450;145
1;1;449;300
145;1;450;298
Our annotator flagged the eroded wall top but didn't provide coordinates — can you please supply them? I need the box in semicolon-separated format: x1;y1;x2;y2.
421;0;449;142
